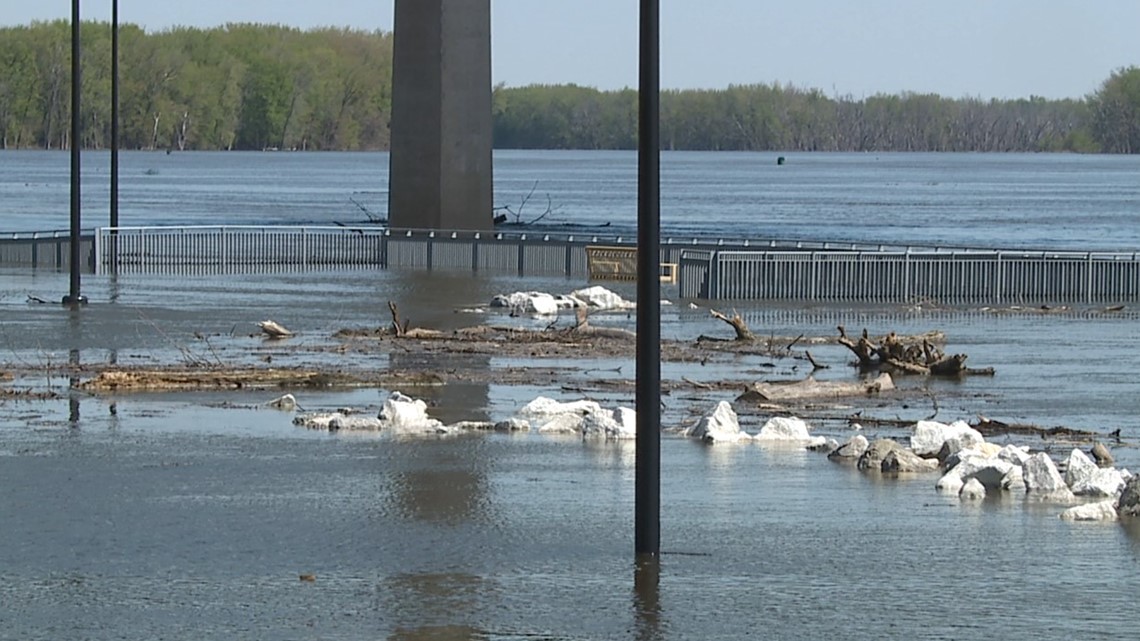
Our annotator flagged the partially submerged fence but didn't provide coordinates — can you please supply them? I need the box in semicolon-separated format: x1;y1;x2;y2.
0;229;94;270
69;225;1140;304
679;249;1140;303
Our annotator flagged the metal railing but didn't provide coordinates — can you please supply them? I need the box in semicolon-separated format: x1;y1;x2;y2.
0;229;94;270
66;225;1140;304
691;250;1140;303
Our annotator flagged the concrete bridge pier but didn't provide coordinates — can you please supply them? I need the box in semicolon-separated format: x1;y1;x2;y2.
389;0;493;231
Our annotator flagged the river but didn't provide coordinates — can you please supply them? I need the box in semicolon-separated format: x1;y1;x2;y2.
1;150;1138;640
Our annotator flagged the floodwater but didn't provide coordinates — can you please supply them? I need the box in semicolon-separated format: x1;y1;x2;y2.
3;151;1140;639
2;265;1139;640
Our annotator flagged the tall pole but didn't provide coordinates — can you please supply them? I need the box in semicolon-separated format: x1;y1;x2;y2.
110;0;119;230
64;0;86;306
635;0;661;557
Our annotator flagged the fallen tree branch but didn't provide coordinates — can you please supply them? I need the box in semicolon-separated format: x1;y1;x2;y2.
709;308;756;342
737;372;895;403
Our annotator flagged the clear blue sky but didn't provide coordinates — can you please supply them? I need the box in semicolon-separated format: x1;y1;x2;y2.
4;0;1139;99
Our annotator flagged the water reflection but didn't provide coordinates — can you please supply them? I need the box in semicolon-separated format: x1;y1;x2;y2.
388;351;490;425
382;270;495;332
67;306;82;424
633;557;665;641
1121;517;1140;549
390;463;489;525
383;573;494;641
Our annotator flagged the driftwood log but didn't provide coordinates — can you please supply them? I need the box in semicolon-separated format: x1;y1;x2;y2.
564;307;636;340
386;301;446;339
836;325;992;376
708;308;756;341
258;320;294;339
737;372;895;403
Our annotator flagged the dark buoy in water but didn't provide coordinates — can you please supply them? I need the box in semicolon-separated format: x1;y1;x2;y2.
776;156;786;166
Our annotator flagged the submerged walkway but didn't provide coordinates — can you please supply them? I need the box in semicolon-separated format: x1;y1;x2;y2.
3;225;1138;304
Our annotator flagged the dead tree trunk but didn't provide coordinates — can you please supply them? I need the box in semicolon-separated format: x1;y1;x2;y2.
710;308;756;341
837;326;989;376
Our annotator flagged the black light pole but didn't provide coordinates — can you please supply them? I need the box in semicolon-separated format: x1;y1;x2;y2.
635;0;661;558
110;0;119;231
63;0;87;306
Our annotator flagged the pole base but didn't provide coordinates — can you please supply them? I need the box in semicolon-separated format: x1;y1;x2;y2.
61;294;89;306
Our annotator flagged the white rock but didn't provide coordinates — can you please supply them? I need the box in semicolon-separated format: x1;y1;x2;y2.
447;421;496;431
960;478;987;500
1060;500;1119;522
881;449;941;473
684;401;750;443
828;434;870;461
974;442;1003;459
946;444;1004;471
936;468;966;493
490;291;571;315
379;392;449;435
1061;449;1125;497
1064;449;1099;487
294;411;348;430
535;413;587;434
267;393;298;411
519;396;603;419
955;453;1015;490
583;406;637;440
996;444;1031;466
1023;452;1076;502
567;285;635;310
493;417;531;432
1075;469;1127;498
1001;465;1026;492
754;416;826;448
910;420;985;457
518;397;601;434
329;415;386;431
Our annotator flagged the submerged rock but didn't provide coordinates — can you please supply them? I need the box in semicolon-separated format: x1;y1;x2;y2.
493;418;531;432
567;285;635;311
881;448;940;474
754;416;825;448
1060;500;1118;522
378;392;450;435
583;406;637;440
267;393;298;411
490;291;574;316
1065;449;1127;498
519;397;601;433
828;434;869;463
1117;476;1140;517
960;478;987;501
857;439;903;472
294;410;382;431
936;450;1014;492
810;438;840;454
684;401;750;444
516;396;633;439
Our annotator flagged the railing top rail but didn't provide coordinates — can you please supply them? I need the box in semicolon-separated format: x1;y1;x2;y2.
0;224;1119;259
713;249;1140;261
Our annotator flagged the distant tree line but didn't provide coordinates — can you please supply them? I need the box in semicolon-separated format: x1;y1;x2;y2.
0;21;392;151
1;21;1138;153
